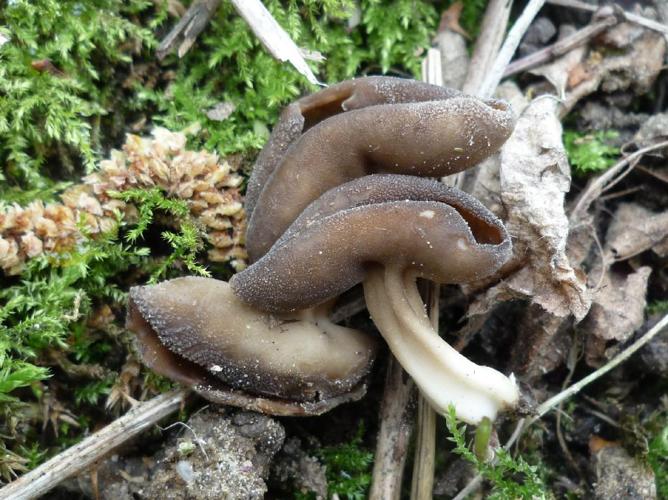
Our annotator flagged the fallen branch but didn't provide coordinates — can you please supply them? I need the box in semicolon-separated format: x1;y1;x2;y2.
368;356;416;500
157;0;221;60
410;283;440;500
547;0;668;37
503;15;618;78
0;389;189;500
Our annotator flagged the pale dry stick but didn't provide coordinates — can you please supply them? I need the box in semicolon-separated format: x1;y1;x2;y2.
410;283;440;500
229;0;320;85
547;0;668;37
453;313;668;499
478;0;548;98
463;0;513;95
503;15;618;78
570;140;668;222
0;389;189;500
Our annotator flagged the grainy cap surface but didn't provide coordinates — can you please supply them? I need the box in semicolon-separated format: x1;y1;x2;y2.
233;176;511;313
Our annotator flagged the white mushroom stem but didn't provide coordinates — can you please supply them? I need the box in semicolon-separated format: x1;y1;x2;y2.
363;265;519;425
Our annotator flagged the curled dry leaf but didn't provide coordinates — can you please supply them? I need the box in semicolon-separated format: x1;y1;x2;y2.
462;82;530;218
470;97;591;321
583;266;652;366
434;30;468;90
604;203;668;260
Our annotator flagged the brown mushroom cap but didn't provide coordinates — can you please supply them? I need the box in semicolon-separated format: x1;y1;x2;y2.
245;76;462;217
231;175;511;313
127;277;376;405
246;78;515;261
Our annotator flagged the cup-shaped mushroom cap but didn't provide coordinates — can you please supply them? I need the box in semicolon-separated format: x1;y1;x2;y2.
245;76;462;217
127;277;376;404
231;175;511;313
246;91;515;261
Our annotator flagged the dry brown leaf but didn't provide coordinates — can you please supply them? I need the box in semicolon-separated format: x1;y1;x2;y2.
561;28;665;115
206;102;236;122
509;305;573;378
438;1;470;39
471;97;591;321
605;203;668;260
583;266;651;366
461;82;529;218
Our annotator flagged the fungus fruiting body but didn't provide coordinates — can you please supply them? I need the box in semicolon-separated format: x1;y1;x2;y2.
127;77;520;423
245;76;515;261
127;277;376;416
232;175;518;423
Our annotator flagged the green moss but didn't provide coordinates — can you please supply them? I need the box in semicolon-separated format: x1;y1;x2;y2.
444;406;551;499
647;300;668;316
649;424;668;498
317;423;374;500
140;0;439;155
0;0;165;190
112;187;210;281
564;129;620;175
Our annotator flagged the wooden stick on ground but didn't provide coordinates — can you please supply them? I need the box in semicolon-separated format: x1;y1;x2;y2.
409;283;440;500
547;0;668;37
503;15;618;78
369;357;416;500
157;0;221;59
0;389;189;500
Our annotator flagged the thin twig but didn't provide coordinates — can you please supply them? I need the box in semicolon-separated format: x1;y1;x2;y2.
547;0;668;36
0;389;189;500
555;337;583;477
569;140;668;222
503;16;618;78
454;313;668;499
157;0;221;60
478;0;548;98
463;0;513;96
532;314;668;421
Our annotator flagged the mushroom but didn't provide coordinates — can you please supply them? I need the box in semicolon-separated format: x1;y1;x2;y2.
231;175;519;424
127;78;520;423
245;76;515;261
127;276;377;416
